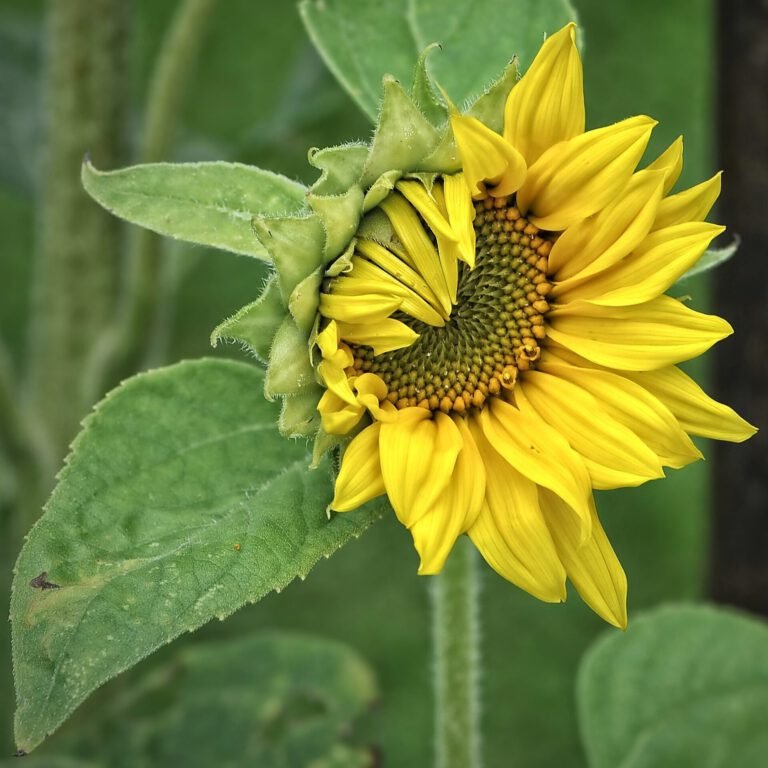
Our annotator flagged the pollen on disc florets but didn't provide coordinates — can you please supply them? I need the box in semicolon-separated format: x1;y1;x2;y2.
349;195;554;414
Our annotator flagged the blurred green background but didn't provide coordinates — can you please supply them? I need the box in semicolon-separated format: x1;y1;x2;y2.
0;0;719;765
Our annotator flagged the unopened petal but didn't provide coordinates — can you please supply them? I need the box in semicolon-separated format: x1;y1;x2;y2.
504;23;585;165
451;114;527;199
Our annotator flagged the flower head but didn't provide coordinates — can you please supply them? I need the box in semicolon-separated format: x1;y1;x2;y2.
219;24;754;628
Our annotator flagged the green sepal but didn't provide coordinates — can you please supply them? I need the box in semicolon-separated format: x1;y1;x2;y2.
308;143;369;197
279;388;324;438
419;124;462;174
468;58;520;133
411;44;449;126
323;237;357;278
289;267;323;336
210;275;283;362
363;169;402;212
265;316;316;399
362;75;441;186
355;208;396;248
307;185;365;260
252;214;326;301
312;429;348;470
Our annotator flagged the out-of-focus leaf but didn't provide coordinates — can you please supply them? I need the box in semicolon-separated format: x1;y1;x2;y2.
82;160;308;260
675;240;739;283
299;0;577;121
11;359;382;752
578;604;768;768
0;759;100;768
134;633;376;768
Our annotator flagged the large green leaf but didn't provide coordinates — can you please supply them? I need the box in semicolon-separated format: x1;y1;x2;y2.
82;160;308;260
299;0;577;121
11;359;382;752
577;604;768;768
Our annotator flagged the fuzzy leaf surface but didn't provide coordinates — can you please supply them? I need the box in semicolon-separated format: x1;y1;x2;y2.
299;0;577;121
578;605;768;768
11;359;381;752
82;160;307;259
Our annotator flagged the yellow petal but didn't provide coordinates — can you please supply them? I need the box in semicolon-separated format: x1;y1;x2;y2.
540;489;627;628
443;173;477;266
468;419;566;602
519;372;663;489
356;238;447;318
332;423;386;511
517;116;657;231
317;389;364;435
315;320;340;359
549;170;665;282
319;292;402;324
336;318;419;355
625;365;757;442
450;114;527;199
547;295;733;370
478;397;592;535
379;410;462;528
539;356;701;468
411;416;486;575
652;172;722;231
646;136;683;195
341;257;445;326
396;180;458;242
556;222;725;306
354;373;396;423
379;193;453;314
504;23;585;165
318;359;356;405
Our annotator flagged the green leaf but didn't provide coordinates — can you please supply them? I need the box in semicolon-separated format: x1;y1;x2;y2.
675;240;739;283
82;160;307;260
131;632;377;767
299;0;576;122
210;274;284;362
51;632;376;768
11;359;383;752
577;604;768;768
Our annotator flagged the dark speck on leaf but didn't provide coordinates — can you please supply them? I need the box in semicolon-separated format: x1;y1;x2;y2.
29;572;60;590
13;748;27;757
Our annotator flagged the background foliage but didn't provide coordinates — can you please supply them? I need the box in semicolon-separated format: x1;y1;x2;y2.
1;0;752;766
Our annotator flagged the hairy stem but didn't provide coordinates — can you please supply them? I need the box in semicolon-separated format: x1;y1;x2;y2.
432;537;482;768
26;0;130;464
88;0;218;395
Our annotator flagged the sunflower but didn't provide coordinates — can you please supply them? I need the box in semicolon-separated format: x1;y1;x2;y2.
311;23;755;628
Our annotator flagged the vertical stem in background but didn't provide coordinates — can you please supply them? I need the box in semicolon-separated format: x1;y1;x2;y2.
26;0;130;466
432;536;482;768
88;0;218;395
712;0;768;614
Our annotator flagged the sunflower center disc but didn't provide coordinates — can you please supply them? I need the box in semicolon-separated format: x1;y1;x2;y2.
350;196;555;413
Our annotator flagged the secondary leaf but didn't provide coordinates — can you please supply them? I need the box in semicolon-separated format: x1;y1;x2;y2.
299;0;577;121
82;160;308;259
64;632;377;768
11;359;383;753
577;604;768;768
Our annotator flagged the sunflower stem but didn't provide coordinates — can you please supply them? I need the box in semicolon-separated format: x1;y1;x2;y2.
432;536;482;768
